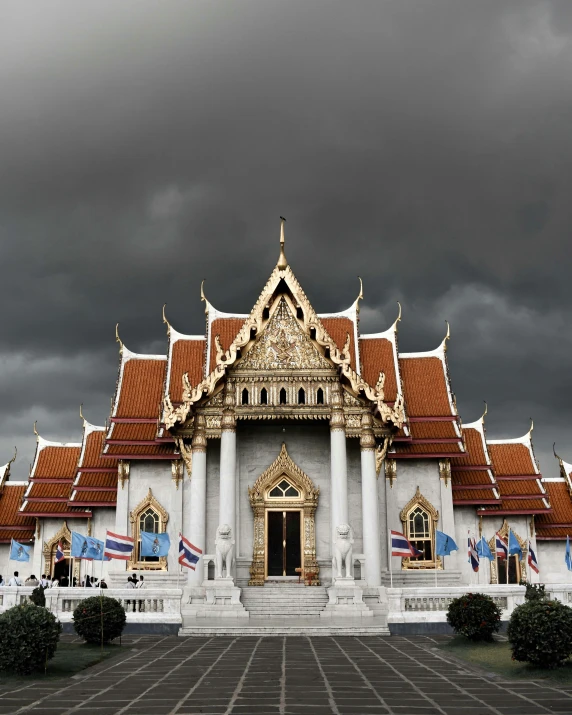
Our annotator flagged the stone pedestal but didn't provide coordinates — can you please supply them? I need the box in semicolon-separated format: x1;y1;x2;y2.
320;578;373;618
181;579;248;619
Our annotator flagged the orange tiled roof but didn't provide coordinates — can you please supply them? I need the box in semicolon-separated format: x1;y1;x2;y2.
0;483;35;542
70;426;118;507
359;337;398;402
168;337;205;402
80;428;117;471
484;440;547;512
209;318;244;373
320;317;357;372
398;356;453;416
104;443;176;456
451;425;498;504
536;481;572;539
114;355;167;419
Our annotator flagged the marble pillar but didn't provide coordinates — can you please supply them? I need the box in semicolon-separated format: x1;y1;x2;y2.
219;386;237;575
438;459;458;571
330;383;348;551
360;412;382;586
109;461;130;575
187;414;207;586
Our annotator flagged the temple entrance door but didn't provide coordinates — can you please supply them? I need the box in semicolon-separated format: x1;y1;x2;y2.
497;555;520;584
53;558;70;582
266;510;301;577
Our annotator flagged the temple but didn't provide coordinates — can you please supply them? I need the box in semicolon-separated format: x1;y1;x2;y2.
2;220;572;626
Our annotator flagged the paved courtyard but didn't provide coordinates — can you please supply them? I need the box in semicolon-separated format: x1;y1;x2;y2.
1;635;572;715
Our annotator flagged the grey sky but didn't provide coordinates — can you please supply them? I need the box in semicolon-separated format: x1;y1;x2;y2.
1;1;571;478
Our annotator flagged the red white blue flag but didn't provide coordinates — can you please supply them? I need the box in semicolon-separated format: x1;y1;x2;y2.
391;530;422;558
468;535;479;572
104;530;134;561
55;541;65;563
179;533;202;570
528;541;539;574
495;532;508;560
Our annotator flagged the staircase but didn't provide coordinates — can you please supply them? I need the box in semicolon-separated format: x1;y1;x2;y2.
241;583;328;617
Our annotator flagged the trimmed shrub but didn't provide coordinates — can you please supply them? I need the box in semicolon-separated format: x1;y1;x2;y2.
73;596;126;645
524;583;546;602
446;592;502;641
30;585;46;607
508;599;572;669
0;604;62;675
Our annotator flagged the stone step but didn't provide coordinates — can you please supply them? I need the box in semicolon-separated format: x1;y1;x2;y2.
241;585;329;616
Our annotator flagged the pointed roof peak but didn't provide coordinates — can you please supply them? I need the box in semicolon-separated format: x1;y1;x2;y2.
277;216;287;270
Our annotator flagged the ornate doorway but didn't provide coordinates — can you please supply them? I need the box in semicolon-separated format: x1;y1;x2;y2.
249;443;319;585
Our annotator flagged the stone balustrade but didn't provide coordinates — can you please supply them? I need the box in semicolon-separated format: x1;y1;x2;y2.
0;587;183;625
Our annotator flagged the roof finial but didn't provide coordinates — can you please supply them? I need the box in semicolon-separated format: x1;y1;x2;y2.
277;216;288;270
395;301;402;326
115;323;123;355
355;277;364;315
481;401;488;422
553;442;563;462
8;446;17;467
200;279;209;316
528;417;534;435
162;303;171;335
79;403;85;423
33;421;39;441
443;320;450;352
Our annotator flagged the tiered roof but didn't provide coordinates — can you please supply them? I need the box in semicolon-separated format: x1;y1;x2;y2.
536;453;572;540
0;452;35;544
450;414;499;506
20;434;88;518
69;421;119;508
104;341;177;460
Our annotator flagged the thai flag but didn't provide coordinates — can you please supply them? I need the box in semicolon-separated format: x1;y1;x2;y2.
104;530;134;561
55;542;65;563
178;533;202;570
528;541;539;574
390;530;422;558
468;535;479;572
495;532;508;560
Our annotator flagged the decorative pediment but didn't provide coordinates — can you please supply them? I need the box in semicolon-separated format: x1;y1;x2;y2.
249;443;319;507
400;486;439;522
129;488;169;527
43;521;72;559
238;297;331;372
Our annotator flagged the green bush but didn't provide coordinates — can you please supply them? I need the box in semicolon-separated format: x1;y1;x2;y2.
0;603;62;675
73;596;126;645
30;585;46;607
524;583;546;602
446;592;502;641
508;599;572;669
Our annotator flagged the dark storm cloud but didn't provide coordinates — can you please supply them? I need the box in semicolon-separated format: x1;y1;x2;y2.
1;1;571;477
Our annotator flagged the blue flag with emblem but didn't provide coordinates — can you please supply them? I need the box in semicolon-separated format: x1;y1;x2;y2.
70;531;91;559
508;529;522;558
141;531;171;557
10;539;31;562
566;536;572;571
435;530;458;556
476;536;494;561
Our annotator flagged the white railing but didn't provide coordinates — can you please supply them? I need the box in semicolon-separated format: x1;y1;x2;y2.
0;587;182;624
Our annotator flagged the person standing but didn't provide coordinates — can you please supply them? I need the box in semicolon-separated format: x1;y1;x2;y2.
0;575;4;586
8;571;23;586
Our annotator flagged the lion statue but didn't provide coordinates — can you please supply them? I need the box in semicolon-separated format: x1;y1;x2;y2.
332;523;354;579
215;523;234;579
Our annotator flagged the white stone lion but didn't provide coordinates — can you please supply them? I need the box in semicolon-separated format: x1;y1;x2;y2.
332;523;354;579
215;523;234;579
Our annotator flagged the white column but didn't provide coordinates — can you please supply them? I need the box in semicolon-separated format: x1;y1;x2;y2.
439;459;458;571
219;387;237;563
109;461;130;576
330;383;348;550
360;412;382;586
31;519;43;577
187;414;207;586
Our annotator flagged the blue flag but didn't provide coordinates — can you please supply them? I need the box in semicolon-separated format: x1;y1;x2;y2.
476;536;494;561
435;530;458;556
71;531;91;559
566;536;572;572
10;539;31;562
141;531;170;557
508;529;522;558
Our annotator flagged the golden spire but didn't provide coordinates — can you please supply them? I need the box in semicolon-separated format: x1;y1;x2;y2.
115;323;123;355
277;216;287;270
162;303;171;335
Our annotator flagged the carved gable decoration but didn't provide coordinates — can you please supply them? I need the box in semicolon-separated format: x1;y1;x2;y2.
238;297;331;372
249;442;319;506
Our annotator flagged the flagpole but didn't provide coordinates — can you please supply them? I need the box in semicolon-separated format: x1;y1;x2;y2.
388;530;393;589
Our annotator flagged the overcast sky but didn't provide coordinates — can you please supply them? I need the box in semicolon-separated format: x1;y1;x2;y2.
1;1;571;479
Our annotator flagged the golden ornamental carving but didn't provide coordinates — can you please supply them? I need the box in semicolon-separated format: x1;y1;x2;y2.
118;460;130;489
42;521;79;579
163;262;405;431
439;459;451;487
360;411;376;451
400;486;439;523
488;520;527;584
329;383;346;431
175;437;193;479
171;460;184;489
400;487;441;570
191;413;207;452
384;458;397;487
128;488;169;571
248;443;320;586
376;435;391;476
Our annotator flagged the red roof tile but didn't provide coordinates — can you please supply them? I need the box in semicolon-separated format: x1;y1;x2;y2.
114;357;166;419
209;318;244;373
359;337;398;401
399;356;453;416
0;484;35;538
320;317;357;372
169;338;205;402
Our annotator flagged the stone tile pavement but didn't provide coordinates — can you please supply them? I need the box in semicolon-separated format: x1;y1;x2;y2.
1;634;572;715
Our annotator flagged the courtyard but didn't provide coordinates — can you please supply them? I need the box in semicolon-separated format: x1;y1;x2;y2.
1;635;572;715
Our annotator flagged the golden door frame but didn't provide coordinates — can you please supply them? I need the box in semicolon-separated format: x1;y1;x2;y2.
42;521;80;582
488;520;527;584
248;443;320;585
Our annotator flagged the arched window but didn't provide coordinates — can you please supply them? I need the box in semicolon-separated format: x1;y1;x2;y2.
268;478;301;499
298;388;305;405
279;387;287;405
260;387;268;405
316;387;324;405
242;388;249;405
400;487;439;569
129;488;169;570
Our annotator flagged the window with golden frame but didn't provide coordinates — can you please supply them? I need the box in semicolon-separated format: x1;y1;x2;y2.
400;487;440;570
129;488;169;570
